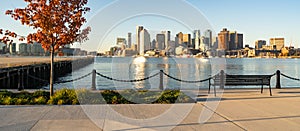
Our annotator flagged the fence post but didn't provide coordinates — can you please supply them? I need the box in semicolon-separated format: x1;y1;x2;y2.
220;70;225;89
159;70;164;90
7;71;10;89
18;69;21;91
276;70;281;89
91;70;96;90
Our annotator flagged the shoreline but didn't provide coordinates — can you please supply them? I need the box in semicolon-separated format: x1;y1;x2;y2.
0;56;94;68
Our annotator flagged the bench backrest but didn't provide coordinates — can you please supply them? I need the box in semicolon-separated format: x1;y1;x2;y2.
213;75;271;85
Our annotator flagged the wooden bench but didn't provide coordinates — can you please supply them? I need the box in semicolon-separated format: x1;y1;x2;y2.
209;73;273;96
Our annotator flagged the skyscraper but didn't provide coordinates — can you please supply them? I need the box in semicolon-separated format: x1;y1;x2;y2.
193;30;201;50
183;34;191;48
151;39;156;50
9;43;16;55
140;28;150;55
255;40;266;49
218;28;230;50
204;29;213;49
156;34;165;50
270;38;284;50
176;32;184;45
237;34;243;49
161;31;171;50
136;26;144;54
116;38;126;45
229;31;238;50
128;32;132;48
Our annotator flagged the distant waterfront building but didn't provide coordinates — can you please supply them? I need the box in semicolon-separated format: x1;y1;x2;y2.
237;33;243;49
218;28;230;50
127;33;132;48
176;32;184;45
199;36;207;51
140;28;150;55
0;42;4;54
136;26;144;54
168;41;176;55
161;31;171;50
204;29;213;49
255;40;267;49
270;38;284;50
116;38;126;45
183;34;191;48
31;42;44;56
193;30;201;50
9;43;16;55
156;34;165;50
229;31;238;50
19;43;28;55
151;39;156;50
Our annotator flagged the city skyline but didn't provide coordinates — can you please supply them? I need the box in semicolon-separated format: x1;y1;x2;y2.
1;0;299;52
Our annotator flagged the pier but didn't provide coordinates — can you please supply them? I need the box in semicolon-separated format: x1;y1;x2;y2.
0;57;94;89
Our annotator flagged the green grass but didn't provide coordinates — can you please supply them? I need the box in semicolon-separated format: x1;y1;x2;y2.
0;89;195;105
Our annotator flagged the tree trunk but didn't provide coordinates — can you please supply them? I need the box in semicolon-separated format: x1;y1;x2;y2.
50;46;54;96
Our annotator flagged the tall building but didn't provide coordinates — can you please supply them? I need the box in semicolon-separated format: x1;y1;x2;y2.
204;29;213;49
193;30;201;50
255;40;266;49
237;34;243;49
156;34;165;50
183;34;191;47
19;43;28;55
161;31;171;50
176;32;184;45
116;38;126;45
9;43;16;55
127;32;132;48
217;28;230;50
229;31;238;50
140;28;150;55
31;42;44;56
270;38;284;50
151;39;156;50
136;26;144;54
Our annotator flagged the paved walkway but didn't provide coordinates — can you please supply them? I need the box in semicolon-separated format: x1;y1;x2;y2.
1;88;300;130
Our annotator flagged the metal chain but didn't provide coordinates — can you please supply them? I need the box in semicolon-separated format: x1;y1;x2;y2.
281;73;300;81
161;71;212;83
96;72;160;82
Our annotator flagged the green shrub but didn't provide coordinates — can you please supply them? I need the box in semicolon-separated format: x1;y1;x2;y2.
47;88;78;105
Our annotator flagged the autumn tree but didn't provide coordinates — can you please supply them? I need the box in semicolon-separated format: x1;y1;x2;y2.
5;0;91;96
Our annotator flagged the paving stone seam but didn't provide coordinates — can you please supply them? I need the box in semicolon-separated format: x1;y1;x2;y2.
200;103;247;131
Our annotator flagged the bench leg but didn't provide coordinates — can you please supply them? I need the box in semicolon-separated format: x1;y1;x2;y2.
208;83;211;94
269;84;272;96
214;85;216;97
261;85;263;94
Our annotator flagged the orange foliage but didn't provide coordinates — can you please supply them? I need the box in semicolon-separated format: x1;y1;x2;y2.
4;0;90;51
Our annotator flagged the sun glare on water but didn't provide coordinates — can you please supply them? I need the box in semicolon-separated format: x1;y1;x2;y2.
133;56;147;64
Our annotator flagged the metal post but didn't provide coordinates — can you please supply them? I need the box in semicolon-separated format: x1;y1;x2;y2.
91;70;96;90
18;69;21;90
220;70;225;89
7;71;10;89
159;70;164;90
276;70;281;89
21;68;24;90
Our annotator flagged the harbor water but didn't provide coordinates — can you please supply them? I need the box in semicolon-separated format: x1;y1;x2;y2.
53;57;300;90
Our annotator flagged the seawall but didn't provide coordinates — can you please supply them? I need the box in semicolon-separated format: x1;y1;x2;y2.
0;57;94;90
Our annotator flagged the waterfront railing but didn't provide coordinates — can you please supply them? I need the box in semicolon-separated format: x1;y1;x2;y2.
3;69;298;92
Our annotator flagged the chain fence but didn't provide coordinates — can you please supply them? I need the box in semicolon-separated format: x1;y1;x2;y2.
281;73;300;81
96;72;160;82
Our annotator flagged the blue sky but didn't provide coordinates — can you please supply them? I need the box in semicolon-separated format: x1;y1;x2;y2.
0;0;299;52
